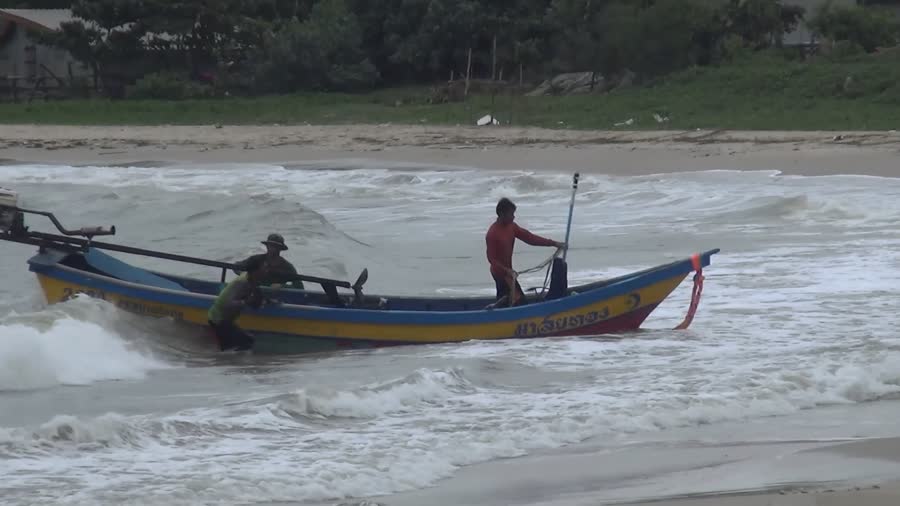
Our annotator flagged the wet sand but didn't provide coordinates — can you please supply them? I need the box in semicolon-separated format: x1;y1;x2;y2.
1;124;898;177
627;484;900;506
356;435;900;506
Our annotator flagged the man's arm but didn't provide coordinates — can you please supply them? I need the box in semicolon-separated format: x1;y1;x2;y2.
514;224;561;248
233;253;265;274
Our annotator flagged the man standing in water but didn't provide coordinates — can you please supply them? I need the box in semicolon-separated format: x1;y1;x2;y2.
209;255;268;351
486;198;565;306
235;233;303;289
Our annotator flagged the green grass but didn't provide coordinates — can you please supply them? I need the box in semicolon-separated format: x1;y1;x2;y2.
3;51;900;130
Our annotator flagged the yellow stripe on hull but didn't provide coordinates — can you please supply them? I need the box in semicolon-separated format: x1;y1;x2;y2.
35;272;687;343
37;273;211;323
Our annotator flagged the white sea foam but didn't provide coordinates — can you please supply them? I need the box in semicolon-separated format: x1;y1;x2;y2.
3;164;900;504
3;355;900;505
0;299;171;392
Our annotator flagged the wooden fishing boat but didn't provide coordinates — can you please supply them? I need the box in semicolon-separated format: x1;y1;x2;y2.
1;187;719;354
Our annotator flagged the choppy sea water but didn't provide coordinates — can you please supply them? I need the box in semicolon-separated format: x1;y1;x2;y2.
2;163;900;505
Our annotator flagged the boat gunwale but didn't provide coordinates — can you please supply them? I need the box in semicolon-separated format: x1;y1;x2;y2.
27;247;719;325
144;249;719;302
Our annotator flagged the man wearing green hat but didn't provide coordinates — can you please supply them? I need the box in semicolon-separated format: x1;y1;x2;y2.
234;233;303;289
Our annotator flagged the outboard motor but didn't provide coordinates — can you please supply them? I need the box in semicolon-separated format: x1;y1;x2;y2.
0;187;23;236
544;257;568;300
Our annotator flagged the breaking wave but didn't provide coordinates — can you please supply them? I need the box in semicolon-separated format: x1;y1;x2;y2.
271;368;474;419
4;163;900;504
0;298;172;392
2;351;900;505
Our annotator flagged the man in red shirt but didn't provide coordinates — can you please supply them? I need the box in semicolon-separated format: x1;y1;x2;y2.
486;197;565;306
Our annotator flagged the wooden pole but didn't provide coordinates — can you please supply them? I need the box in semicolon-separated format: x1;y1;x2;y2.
562;173;581;261
465;47;472;98
492;36;497;81
490;77;496;124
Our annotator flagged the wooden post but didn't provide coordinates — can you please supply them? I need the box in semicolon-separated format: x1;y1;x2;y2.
465;47;472;98
491;36;497;81
491;88;495;124
519;63;523;87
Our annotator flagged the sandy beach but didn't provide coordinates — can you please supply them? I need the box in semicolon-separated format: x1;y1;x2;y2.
629;483;900;506
1;124;899;177
360;420;900;506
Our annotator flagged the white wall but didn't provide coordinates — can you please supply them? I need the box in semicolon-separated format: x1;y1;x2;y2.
0;22;91;82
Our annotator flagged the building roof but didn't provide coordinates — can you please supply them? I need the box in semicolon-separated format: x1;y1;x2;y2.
0;8;179;45
0;9;77;32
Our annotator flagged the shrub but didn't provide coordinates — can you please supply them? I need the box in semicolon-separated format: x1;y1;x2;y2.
808;3;900;53
127;72;214;100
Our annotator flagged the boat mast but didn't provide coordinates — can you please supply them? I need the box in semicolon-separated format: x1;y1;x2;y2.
562;172;580;261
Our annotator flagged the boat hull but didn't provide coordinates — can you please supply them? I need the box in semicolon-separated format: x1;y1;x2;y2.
28;248;716;354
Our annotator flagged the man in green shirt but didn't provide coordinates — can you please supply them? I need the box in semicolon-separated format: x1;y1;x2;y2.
208;255;267;351
234;233;303;289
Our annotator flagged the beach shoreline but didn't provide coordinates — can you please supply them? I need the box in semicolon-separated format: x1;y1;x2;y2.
351;432;900;506
1;124;899;177
622;482;900;506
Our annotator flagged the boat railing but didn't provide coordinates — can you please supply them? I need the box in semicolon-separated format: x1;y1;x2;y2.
0;204;366;298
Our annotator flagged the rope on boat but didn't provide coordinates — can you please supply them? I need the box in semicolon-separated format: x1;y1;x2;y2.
674;253;705;330
516;248;706;330
517;246;564;276
520;246;565;296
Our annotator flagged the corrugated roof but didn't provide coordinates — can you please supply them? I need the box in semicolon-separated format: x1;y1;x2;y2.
0;9;77;31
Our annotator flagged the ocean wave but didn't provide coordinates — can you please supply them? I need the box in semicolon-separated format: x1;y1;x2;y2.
3;352;900;504
0;298;172;392
271;367;473;419
703;194;875;224
5;160;900;505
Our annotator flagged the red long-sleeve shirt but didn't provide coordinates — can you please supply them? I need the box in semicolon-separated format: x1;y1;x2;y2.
485;221;556;279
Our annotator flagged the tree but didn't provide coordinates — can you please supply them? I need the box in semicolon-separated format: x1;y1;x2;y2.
34;0;149;95
545;0;608;75
722;0;805;49
24;0;900;98
387;0;496;80
808;2;900;52
137;0;273;79
0;0;72;7
37;0;277;94
255;0;378;92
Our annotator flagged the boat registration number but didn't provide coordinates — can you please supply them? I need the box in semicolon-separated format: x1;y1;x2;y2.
512;293;641;337
61;286;185;321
